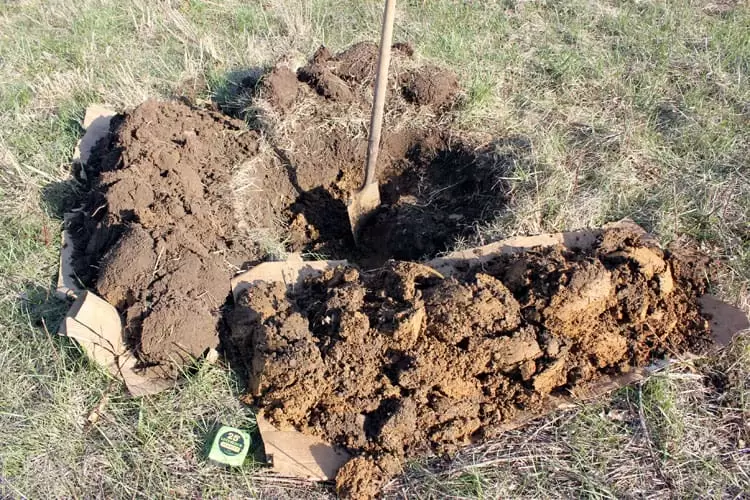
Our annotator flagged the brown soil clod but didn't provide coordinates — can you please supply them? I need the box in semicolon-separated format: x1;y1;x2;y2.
260;66;300;110
401;65;460;108
334;41;380;84
297;62;355;103
229;228;715;497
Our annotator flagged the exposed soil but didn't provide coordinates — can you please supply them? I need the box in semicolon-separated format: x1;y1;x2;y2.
401;65;460;109
250;45;498;265
228;226;714;498
69;44;471;376
69;100;262;376
66;43;718;499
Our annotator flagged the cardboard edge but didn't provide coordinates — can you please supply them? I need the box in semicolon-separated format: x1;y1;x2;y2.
427;228;603;277
57;290;174;396
56;213;81;300
256;414;350;481
58;104;117;299
118;354;175;397
231;260;348;301
72;105;117;165
426;219;748;347
57;291;123;376
699;294;750;346
495;364;662;435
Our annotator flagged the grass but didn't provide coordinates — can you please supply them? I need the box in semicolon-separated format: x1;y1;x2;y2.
0;0;748;497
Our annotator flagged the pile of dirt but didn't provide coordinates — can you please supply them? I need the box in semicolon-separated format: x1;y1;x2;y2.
69;100;262;375
63;41;723;497
228;226;714;498
69;44;471;376
294;42;456;108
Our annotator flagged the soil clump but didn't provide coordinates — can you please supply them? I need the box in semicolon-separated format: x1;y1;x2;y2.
228;227;714;498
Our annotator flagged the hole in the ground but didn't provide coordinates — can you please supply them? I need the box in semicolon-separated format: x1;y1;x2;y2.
282;133;513;267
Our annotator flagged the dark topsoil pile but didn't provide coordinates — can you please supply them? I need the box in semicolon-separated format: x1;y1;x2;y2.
70;101;261;374
229;227;714;497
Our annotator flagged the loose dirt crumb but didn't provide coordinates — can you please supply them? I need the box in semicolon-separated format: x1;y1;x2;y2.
229;228;715;497
401;65;459;108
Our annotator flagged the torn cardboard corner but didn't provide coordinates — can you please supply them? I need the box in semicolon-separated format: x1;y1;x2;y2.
72;104;117;166
255;414;350;481
58;291;172;396
231;259;347;301
58;290;123;377
57;105;118;301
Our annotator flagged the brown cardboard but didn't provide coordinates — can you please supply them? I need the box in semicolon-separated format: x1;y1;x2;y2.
256;415;350;481
57;291;174;396
426;220;748;347
427;229;601;277
118;354;173;397
231;260;347;301
426;219;651;277
55;215;81;300
698;294;749;346
58;291;123;377
72;104;116;166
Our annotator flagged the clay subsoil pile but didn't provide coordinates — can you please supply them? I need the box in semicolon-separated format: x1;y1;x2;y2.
66;42;717;498
229;227;714;497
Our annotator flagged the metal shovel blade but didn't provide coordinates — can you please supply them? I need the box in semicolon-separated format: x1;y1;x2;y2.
347;182;381;241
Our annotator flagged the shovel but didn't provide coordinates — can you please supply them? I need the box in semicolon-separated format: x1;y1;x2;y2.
347;0;396;242
229;2;399;295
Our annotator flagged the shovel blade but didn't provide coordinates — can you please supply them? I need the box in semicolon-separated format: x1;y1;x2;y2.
347;182;381;241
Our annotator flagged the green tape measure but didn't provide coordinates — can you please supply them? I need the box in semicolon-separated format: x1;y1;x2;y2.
208;425;251;467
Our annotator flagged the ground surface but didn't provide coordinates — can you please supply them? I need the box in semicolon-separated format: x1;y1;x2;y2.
1;0;749;498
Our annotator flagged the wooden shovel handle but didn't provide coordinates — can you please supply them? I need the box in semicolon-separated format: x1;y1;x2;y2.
364;0;396;188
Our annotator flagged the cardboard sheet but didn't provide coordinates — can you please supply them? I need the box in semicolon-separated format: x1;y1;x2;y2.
256;415;350;481
231;260;347;301
72;104;116;166
57;291;172;396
